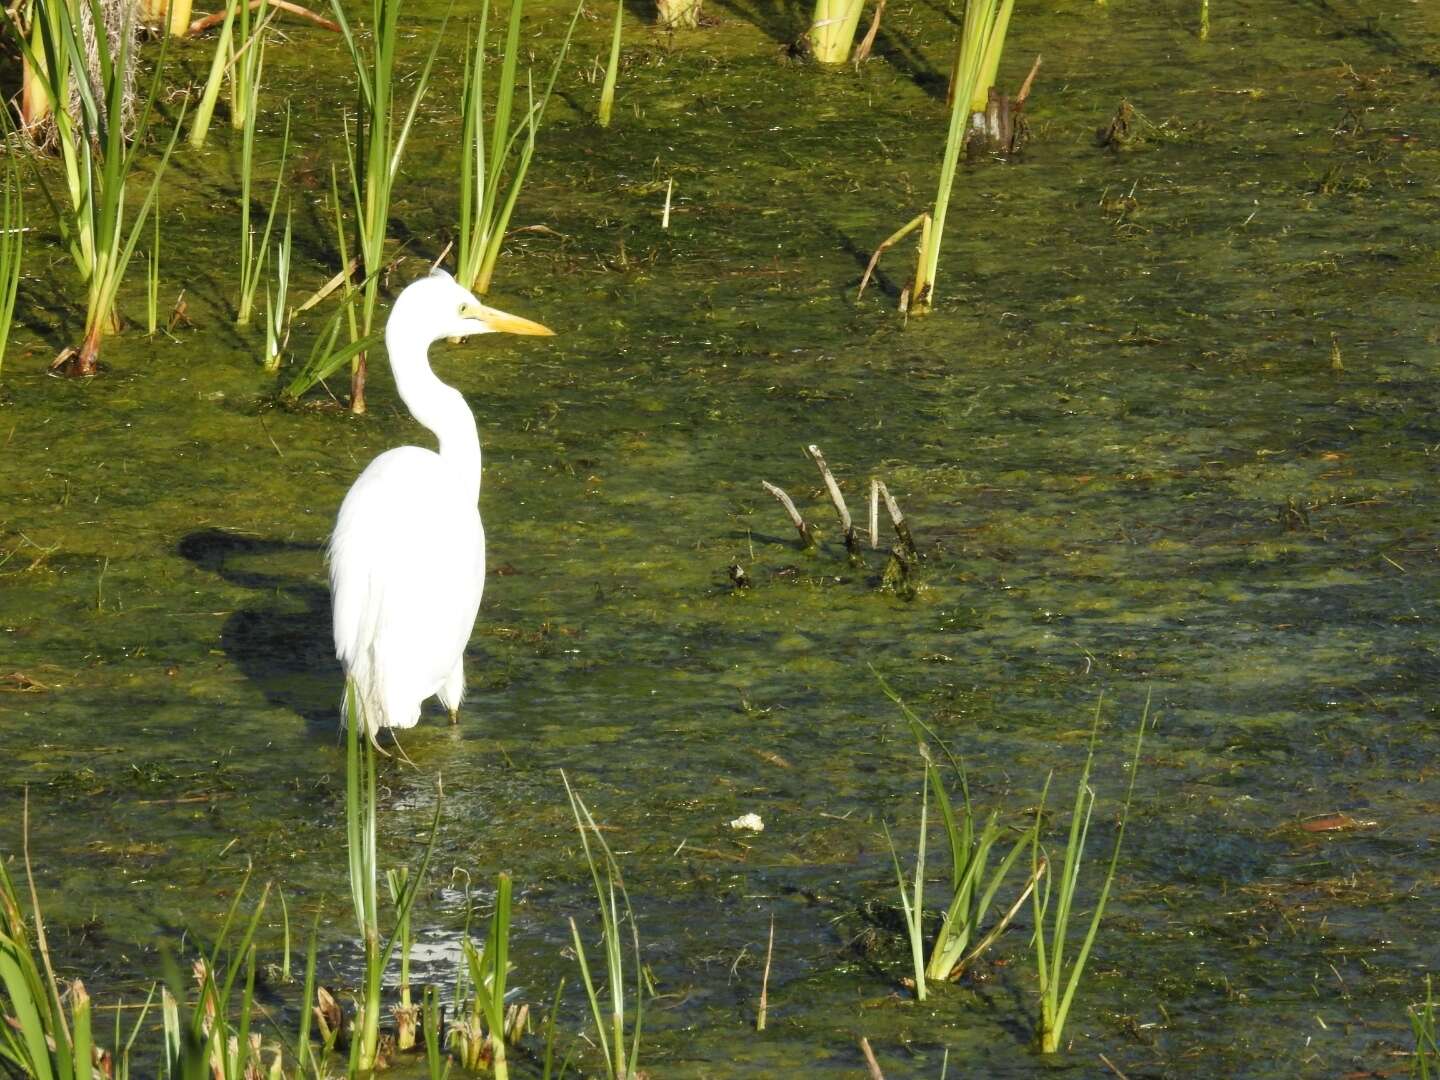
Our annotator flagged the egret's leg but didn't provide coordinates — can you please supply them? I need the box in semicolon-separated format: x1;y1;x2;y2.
439;657;466;726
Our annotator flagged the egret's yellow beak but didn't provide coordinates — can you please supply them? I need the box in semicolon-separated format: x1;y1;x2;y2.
462;302;554;337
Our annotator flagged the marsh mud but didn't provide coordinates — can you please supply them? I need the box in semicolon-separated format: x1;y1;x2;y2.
3;0;1440;1075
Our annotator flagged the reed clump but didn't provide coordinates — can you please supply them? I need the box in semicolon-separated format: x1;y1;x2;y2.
14;0;184;374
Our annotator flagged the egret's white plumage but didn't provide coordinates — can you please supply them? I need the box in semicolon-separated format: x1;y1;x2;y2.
329;270;552;737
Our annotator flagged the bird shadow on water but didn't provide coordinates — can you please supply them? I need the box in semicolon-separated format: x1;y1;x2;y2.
177;528;339;738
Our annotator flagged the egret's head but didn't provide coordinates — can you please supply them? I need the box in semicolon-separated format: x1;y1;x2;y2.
397;269;554;344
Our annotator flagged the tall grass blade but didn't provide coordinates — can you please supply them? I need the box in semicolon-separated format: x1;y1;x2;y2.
881;773;927;1001
1032;694;1148;1053
0;148;22;377
563;773;643;1080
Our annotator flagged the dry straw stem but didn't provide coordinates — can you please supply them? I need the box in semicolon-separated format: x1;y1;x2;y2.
761;480;813;548
756;916;774;1031
859;1036;887;1079
875;480;916;559
852;0;884;67
806;444;858;554
188;0;340;33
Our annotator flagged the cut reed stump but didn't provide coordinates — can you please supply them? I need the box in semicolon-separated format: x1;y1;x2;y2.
761;481;814;550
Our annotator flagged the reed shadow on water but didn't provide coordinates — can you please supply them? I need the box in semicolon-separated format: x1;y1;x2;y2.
177;527;338;733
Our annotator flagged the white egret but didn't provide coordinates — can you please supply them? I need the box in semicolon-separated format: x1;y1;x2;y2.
329;270;553;738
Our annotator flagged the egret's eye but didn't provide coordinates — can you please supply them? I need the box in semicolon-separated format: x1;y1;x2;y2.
458;304;469;317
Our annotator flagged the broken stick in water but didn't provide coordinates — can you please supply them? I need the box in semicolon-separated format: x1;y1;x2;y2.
761;481;814;550
806;444;860;558
875;480;917;560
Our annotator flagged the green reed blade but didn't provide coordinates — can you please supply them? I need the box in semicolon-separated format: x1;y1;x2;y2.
597;0;623;127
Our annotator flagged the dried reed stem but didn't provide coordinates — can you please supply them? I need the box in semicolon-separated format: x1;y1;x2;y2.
756;915;774;1031
859;1037;887;1080
761;481;813;549
875;480;916;558
806;444;858;555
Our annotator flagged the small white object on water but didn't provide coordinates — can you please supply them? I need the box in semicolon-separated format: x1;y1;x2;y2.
729;813;764;832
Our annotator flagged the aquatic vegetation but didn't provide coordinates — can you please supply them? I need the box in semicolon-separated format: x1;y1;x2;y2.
344;689;441;1071
262;205;292;370
326;0;442;413
456;0;581;297
596;0;624;129
564;773;644;1080
808;0;864;65
237;99;291;327
1413;977;1439;1079
878;675;1041;997
0;800;126;1079
228;0;272;133
0;151;22;376
449;873;520;1076
15;0;184;374
857;0;1017;313
1031;697;1147;1054
882;766;930;1001
1199;0;1210;41
145;203;160;336
188;0;239;149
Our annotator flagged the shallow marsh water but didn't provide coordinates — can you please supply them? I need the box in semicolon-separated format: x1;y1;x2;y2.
3;0;1440;1075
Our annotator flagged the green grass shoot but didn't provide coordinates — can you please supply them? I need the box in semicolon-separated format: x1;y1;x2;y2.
13;0;186;374
449;873;515;1077
326;0;443;412
1413;976;1439;1079
882;767;929;1001
596;0;624;128
1031;694;1147;1054
262;204;292;371
808;0;865;65
875;671;1040;994
563;772;644;1080
0;148;22;376
237;99;291;327
146;202;160;337
456;0;581;296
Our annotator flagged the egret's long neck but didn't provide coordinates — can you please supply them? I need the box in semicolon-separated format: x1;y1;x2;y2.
386;323;482;506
